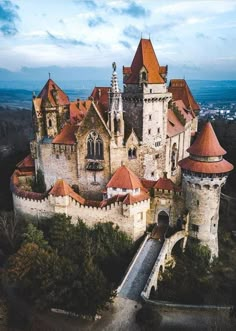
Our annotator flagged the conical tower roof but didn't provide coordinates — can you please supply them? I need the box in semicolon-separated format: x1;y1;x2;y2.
106;165;143;189
179;122;233;174
187;122;226;157
38;78;69;107
125;39;164;84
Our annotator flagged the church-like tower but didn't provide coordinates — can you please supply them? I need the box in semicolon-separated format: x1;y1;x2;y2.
179;122;233;257
108;62;124;147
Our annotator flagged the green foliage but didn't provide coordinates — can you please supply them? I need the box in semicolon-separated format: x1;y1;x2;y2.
32;169;46;193
5;214;134;317
157;239;212;304
23;224;48;249
172;103;186;126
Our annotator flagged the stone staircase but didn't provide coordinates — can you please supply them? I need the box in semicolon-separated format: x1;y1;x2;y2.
118;238;162;301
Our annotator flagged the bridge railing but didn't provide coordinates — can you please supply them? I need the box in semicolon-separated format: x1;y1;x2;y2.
117;233;150;294
141;230;186;300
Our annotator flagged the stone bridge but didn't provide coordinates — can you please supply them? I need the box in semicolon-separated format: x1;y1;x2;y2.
117;227;188;301
141;230;187;300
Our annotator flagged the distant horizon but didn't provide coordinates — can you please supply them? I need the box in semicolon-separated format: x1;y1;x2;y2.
1;1;236;80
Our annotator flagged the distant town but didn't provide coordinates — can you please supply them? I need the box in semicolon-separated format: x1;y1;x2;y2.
200;101;236;121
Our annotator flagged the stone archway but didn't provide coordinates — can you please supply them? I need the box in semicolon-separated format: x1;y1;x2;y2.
158;210;169;227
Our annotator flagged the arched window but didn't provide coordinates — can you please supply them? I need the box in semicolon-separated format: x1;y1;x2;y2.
142;72;147;81
48;119;52;127
87;131;104;160
128;147;137;159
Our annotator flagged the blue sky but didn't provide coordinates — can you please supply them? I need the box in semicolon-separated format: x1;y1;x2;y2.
0;0;236;80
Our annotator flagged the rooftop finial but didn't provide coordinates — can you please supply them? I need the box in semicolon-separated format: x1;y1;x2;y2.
48;72;51;79
112;62;116;72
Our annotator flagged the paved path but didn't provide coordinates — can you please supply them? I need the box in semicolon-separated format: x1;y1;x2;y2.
118;238;162;301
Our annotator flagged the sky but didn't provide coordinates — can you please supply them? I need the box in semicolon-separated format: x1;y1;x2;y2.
0;0;236;81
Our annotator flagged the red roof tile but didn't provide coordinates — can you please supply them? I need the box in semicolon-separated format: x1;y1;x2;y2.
124;39;165;84
123;189;150;205
90;87;109;121
141;178;156;189
154;176;180;191
38;79;69;107
49;179;85;204
168;79;200;113
107;165;143;189
167;108;184;137
179;157;233;174
16;155;34;170
70;100;91;124
174;99;195;122
187;122;226;157
52;124;77;145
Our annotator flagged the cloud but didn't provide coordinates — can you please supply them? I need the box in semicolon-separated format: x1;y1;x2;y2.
76;0;98;9
88;16;106;27
119;40;132;49
0;0;20;36
196;32;209;39
47;31;89;47
115;1;149;18
123;25;140;39
218;36;227;41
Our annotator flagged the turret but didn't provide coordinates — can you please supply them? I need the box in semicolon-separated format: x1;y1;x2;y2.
32;78;70;141
122;38;171;147
179;122;233;257
108;62;124;146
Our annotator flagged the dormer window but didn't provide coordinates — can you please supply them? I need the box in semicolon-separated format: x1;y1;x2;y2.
142;72;147;81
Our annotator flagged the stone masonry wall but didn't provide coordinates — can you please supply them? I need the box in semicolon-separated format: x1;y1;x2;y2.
183;174;227;256
37;143;78;190
13;192;150;241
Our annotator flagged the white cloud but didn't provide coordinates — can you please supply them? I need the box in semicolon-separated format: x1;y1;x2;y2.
0;0;235;79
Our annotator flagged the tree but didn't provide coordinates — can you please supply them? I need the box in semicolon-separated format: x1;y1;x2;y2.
32;169;46;193
5;216;133;317
0;211;26;255
23;224;48;249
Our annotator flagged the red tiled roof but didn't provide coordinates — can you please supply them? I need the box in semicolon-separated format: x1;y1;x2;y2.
141;178;156;189
16;155;34;171
107;165;143;189
167;108;184;137
179;157;233;174
187;122;226;157
52;124;77;145
168;79;200;112
159;66;168;75
70;100;91;124
49;179;85;204
123;189;150;205
123;66;132;75
154;176;181;192
124;39;165;84
90;87;109;121
38;79;69;107
174;99;195;122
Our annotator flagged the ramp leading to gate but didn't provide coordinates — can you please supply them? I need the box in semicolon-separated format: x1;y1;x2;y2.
117;237;162;301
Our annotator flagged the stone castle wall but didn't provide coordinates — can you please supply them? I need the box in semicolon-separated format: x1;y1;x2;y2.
36;143;78;190
183;174;227;256
13;191;150;241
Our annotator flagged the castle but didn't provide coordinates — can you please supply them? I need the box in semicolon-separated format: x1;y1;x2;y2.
11;38;233;257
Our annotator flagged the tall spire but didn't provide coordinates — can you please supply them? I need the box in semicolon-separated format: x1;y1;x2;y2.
108;62;124;145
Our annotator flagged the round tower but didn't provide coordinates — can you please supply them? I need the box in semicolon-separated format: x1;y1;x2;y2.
179;122;233;257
